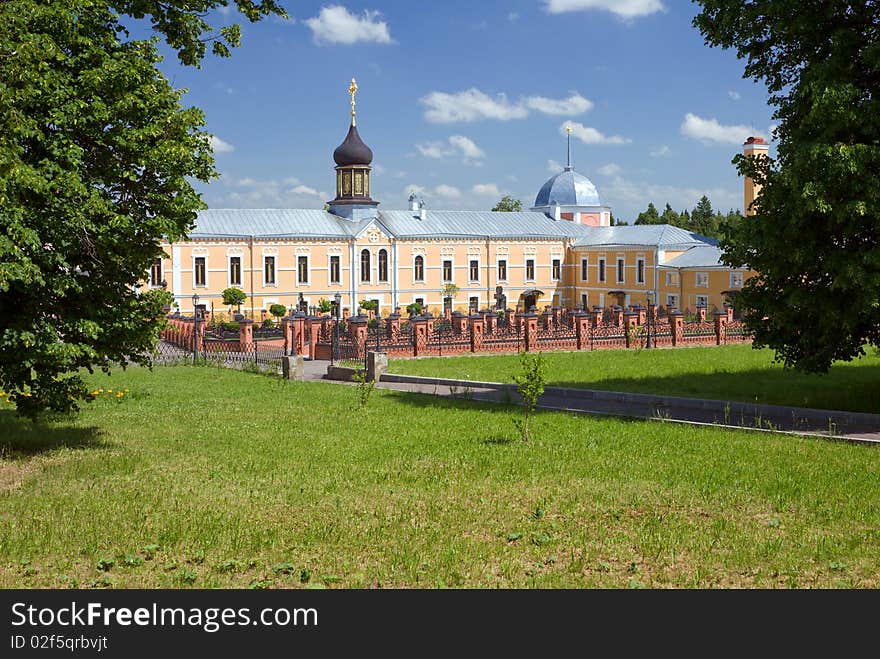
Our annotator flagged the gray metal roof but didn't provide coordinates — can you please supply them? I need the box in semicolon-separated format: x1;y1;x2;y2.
571;224;717;249
189;209;355;239
533;168;601;207
378;210;592;240
662;245;727;268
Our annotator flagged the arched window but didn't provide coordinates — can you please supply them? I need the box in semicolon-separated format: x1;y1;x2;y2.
414;255;424;282
378;249;388;282
360;249;371;283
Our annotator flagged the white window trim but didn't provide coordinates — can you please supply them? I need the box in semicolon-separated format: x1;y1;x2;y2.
666;294;678;307
580;257;589;282
227;255;243;288
149;258;163;288
730;271;743;288
468;258;480;284
597;257;606;283
636;257;646;284
696;295;709;308
695;272;709;288
263;255;277;287
193;255;207;288
497;258;508;283
442;258;454;284
329;255;342;286
360;248;372;284
412;254;426;283
551;258;562;282
297;255;310;285
616;257;626;284
524;258;536;283
377;248;389;283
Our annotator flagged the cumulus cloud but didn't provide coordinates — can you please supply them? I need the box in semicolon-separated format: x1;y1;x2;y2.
728;90;741;101
304;5;393;45
524;93;593;115
291;184;321;197
404;184;427;197
560;121;631;145
544;0;665;19
547;159;564;173
420;89;592;123
212;176;328;208
597;163;621;176
208;135;235;153
604;174;741;218
650;145;671;157
434;184;462;199
472;183;501;196
680;113;764;145
415;135;485;162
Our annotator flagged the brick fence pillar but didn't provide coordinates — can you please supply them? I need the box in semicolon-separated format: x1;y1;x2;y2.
282;316;293;354
669;311;683;347
239;318;254;353
725;305;734;322
542;308;554;331
485;312;496;335
697;306;707;323
624;311;638;348
713;310;727;345
637;305;647;325
292;313;306;356
469;314;484;353
410;315;429;356
574;311;590;350
349;315;368;360
613;306;624;328
452;311;468;335
386;312;401;341
505;309;516;328
520;312;538;352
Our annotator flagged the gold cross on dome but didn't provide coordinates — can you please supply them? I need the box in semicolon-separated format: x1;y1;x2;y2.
565;125;573;135
349;78;358;126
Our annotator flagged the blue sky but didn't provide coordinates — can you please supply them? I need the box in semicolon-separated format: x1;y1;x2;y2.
155;1;776;222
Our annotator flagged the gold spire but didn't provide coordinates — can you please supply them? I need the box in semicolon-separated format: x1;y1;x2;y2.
349;77;358;126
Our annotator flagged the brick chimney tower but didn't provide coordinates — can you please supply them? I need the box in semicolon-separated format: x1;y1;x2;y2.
742;136;769;216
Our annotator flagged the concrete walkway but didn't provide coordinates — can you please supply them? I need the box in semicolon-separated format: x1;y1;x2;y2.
301;359;880;445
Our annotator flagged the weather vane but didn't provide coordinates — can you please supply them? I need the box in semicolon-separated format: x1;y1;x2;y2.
349;77;358;126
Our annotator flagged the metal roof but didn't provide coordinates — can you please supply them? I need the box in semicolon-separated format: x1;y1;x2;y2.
533;169;601;208
189;209;355;239
571;224;717;249
662;245;727;268
378;210;592;239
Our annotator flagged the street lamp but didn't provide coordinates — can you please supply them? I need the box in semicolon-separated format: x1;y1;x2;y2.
191;293;200;318
646;290;654;349
332;292;342;364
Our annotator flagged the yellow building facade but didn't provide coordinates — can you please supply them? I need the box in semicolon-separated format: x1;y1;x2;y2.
153;90;759;318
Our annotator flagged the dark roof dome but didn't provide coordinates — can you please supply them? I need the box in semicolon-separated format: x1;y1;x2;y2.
333;124;373;166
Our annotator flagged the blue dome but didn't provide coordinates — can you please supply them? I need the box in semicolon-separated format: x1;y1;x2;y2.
534;169;601;207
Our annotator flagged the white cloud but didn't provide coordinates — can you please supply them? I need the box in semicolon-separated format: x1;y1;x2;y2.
604;175;741;218
525;93;593;116
472;183;501;196
547;159;564;173
728;90;741;101
208;135;235;153
372;163;387;175
597;163;621;176
404;184;427;197
434;184;461;199
420;89;528;123
560;121;631;145
415;135;485;162
420;89;592;123
291;184;321;197
544;0;665;19
304;5;392;45
681;113;764;145
650;145;671;157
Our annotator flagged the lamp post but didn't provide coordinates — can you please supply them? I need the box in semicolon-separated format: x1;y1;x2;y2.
333;292;342;364
646;291;654;349
191;293;200;362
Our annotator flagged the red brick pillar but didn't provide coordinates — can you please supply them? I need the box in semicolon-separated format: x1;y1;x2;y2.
485;312;496;335
713;310;727;345
282;316;293;354
520;312;538;352
624;311;638;348
342;307;350;321
292;313;306;356
669;312;683;347
349;315;368;360
575;312;590;350
726;305;734;322
613;306;624;328
469;314;484;353
307;316;324;359
590;309;602;329
386;312;401;341
411;316;429;356
542;309;554;331
194;317;205;353
452;311;467;335
697;306;707;323
637;306;647;325
239;318;254;352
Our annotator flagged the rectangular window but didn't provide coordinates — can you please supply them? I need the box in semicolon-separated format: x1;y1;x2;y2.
497;259;507;281
637;258;645;284
415;297;424;308
150;258;163;287
730;271;743;288
695;272;709;287
666;294;678;308
264;256;276;286
469;259;479;282
469;296;479;312
297;256;308;284
525;259;535;281
598;258;606;283
229;256;242;286
581;293;588;310
665;271;677;286
552;259;561;281
330;255;341;284
616;258;625;284
581;258;588;282
413;256;424;282
696;295;709;308
442;260;453;283
194;257;206;287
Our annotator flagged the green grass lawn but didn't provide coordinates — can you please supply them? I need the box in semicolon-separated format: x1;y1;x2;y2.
389;344;880;414
1;365;878;589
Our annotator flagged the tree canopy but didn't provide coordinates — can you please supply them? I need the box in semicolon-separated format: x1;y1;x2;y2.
0;0;284;417
492;195;523;212
633;195;743;241
694;1;880;372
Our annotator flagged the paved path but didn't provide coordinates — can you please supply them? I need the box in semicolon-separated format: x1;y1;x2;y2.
301;359;880;445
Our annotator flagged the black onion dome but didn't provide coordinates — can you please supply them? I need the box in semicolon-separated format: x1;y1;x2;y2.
333;124;373;166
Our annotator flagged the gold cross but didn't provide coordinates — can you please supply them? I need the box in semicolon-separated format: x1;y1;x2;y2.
565;125;573;135
349;78;358;126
